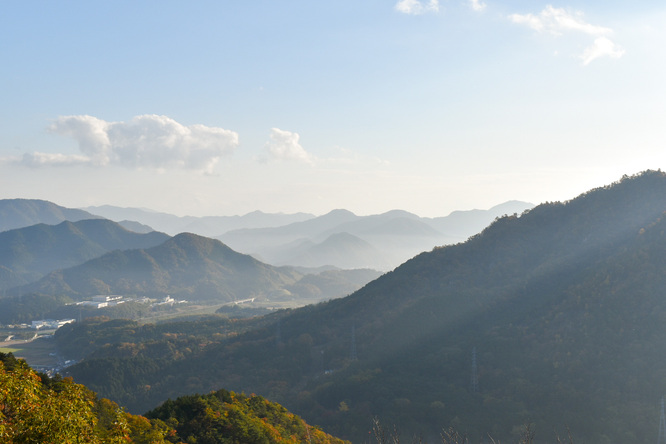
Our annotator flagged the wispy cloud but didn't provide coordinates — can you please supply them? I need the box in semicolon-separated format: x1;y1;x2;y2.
509;6;610;36
26;114;239;173
468;0;486;12
395;0;439;15
579;36;625;65
262;128;313;164
18;152;91;167
509;5;624;65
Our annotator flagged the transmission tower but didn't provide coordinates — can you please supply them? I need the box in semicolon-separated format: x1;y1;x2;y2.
470;347;478;393
350;325;358;361
658;396;666;444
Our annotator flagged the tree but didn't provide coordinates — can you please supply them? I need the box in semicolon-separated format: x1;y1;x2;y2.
0;357;130;443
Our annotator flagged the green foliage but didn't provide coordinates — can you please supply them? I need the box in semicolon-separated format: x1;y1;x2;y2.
1;358;114;443
125;414;177;444
54;314;261;360
0;352;179;443
146;389;348;444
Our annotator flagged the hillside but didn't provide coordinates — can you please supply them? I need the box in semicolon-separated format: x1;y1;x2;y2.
426;200;534;238
0;352;347;444
0;219;169;290
14;232;302;301
145;389;349;444
63;170;666;443
0;198;101;233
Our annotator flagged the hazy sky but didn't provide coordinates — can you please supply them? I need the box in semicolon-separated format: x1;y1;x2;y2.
1;1;665;217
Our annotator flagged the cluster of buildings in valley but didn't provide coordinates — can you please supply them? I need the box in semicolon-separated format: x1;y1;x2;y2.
78;294;125;309
4;318;76;332
74;294;187;309
1;295;189;337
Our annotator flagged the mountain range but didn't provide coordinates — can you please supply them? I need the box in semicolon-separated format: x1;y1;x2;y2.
0;203;384;322
217;202;534;270
80;201;534;270
60;170;666;443
82;205;315;237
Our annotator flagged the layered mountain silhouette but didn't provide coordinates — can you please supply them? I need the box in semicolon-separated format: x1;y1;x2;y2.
219;202;534;270
80;201;536;270
0;219;169;290
83;205;315;237
3;198;534;272
64;170;666;443
0;200;384;307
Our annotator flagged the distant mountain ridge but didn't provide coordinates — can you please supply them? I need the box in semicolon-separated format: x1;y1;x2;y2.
219;202;534;270
0;198;101;233
83;205;316;237
79;200;536;270
275;232;391;270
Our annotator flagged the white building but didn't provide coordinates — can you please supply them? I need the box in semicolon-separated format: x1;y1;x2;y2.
31;319;76;330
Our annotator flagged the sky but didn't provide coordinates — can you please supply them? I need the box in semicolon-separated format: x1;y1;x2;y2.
1;0;665;217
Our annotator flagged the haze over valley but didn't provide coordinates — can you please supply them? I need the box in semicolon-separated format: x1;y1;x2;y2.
2;1;666;443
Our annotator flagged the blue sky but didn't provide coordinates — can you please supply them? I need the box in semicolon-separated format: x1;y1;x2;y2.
1;1;665;217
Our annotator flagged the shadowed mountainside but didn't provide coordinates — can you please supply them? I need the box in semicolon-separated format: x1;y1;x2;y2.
64;170;666;443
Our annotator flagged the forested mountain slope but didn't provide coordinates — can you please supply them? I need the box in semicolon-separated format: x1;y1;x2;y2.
15;232;302;301
66;171;666;443
0;219;169;290
1;352;348;444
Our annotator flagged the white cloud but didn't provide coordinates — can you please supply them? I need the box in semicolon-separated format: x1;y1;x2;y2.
42;114;238;173
509;5;624;64
468;0;486;12
263;128;313;164
509;6;610;36
580;36;626;65
395;0;439;15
